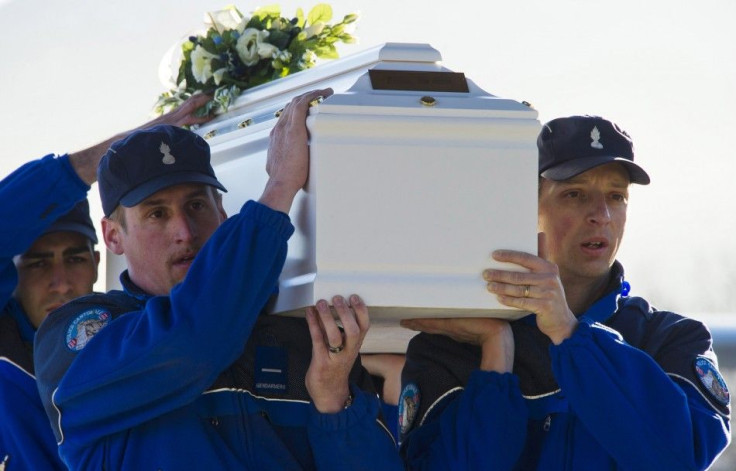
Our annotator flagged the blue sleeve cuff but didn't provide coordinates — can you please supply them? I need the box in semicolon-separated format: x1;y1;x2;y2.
56;154;92;193
550;319;624;357
241;200;295;240
308;385;380;432
468;369;521;392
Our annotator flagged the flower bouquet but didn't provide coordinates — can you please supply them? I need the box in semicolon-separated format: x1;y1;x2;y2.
154;3;359;116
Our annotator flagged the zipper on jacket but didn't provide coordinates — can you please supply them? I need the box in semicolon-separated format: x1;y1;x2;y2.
543;415;552;432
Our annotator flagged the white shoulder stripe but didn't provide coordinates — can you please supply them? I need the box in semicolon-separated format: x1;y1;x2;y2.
668;373;730;418
51;387;65;445
522;388;562;400
0;356;35;379
203;387;311;404
418;387;463;427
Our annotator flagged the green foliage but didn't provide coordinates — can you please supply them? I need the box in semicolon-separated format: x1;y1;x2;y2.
154;3;359;115
307;4;332;24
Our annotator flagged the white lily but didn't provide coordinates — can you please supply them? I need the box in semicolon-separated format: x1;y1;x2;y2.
205;6;243;34
213;68;228;86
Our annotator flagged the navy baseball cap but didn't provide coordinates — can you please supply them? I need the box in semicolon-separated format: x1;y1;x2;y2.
98;124;227;216
538;115;650;185
42;199;98;244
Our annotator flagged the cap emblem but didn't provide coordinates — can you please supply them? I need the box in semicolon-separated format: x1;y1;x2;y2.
160;142;176;165
590;126;603;149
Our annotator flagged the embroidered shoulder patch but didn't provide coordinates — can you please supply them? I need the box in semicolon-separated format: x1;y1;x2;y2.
65;308;111;352
694;356;730;406
398;382;420;439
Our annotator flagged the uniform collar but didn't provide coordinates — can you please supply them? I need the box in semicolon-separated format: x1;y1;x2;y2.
5;298;36;342
119;270;154;302
579;260;629;324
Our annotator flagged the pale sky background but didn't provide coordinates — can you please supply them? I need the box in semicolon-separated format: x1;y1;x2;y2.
1;0;735;321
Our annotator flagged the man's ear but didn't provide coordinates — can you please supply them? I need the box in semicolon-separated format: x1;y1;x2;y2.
215;191;227;223
102;218;124;255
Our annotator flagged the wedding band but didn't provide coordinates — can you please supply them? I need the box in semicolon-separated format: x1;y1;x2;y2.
328;343;344;354
523;285;531;298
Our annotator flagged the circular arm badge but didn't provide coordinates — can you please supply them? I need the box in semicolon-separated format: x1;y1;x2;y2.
66;308;111;352
398;383;420;442
693;356;730;407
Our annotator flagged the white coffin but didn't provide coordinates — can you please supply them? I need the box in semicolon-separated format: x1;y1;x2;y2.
106;43;540;352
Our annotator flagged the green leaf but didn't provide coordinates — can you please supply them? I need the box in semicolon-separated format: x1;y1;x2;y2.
296;8;305;27
246;16;264;29
253;4;281;20
269;29;291;49
307;4;332;25
340;34;357;44
314;43;338;59
343;13;359;24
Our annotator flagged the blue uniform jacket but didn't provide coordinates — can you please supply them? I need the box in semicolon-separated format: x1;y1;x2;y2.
400;263;731;470
1;154;88;470
34;201;402;470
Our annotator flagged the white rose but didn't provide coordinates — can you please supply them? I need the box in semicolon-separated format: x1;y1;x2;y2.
190;45;219;83
236;28;272;66
257;42;279;60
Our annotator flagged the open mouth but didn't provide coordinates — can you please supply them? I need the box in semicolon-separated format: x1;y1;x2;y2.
582;241;605;249
172;252;197;267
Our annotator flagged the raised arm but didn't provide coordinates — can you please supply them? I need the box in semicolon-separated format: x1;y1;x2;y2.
259;88;332;213
69;93;215;184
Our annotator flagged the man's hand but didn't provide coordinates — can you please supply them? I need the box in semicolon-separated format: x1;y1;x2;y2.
483;233;577;345
259;88;333;214
146;92;215;128
69;93;216;185
401;317;514;373
305;294;368;414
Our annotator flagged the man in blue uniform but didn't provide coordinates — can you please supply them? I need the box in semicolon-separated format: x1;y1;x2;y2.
399;115;731;470
34;89;402;470
0;93;213;470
